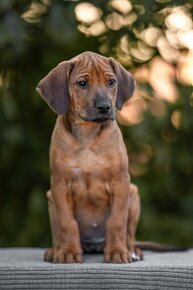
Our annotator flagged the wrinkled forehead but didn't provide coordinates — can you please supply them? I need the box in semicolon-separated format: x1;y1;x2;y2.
70;53;115;82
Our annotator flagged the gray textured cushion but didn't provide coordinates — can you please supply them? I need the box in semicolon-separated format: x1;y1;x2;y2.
0;248;193;289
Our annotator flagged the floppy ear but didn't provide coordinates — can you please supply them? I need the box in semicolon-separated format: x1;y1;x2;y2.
110;58;135;110
36;61;72;115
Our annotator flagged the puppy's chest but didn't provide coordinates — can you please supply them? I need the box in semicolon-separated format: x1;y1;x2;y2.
66;146;115;179
63;146;111;210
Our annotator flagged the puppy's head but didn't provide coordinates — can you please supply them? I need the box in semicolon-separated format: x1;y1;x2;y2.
36;51;135;123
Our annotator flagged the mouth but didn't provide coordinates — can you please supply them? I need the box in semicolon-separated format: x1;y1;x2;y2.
79;111;116;123
92;118;109;123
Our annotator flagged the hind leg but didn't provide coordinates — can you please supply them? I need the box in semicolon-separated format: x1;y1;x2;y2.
126;183;143;261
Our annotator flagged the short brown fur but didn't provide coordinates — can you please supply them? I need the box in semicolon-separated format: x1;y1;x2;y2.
36;51;142;263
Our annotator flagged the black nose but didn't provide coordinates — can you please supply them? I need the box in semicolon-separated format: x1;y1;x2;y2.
95;101;111;114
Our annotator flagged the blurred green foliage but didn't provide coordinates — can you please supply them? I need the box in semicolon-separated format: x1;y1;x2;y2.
0;0;192;248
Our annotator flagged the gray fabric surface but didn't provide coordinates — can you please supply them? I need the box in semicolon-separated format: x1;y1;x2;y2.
0;248;193;289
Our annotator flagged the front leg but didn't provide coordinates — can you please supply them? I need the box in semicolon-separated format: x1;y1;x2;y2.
45;175;82;263
126;183;143;261
104;176;131;263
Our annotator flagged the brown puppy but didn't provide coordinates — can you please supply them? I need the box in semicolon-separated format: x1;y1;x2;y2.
36;51;142;263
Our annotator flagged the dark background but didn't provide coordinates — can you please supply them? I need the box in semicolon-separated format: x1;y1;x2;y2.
0;0;192;248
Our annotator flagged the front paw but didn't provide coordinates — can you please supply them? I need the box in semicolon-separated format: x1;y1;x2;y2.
44;247;82;263
104;248;133;263
44;247;56;262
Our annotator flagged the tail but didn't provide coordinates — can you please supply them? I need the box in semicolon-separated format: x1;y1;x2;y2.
134;241;187;252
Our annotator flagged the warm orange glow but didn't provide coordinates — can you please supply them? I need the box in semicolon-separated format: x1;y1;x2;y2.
171;110;182;129
149;57;178;103
115;49;132;66
178;30;193;49
74;1;193;128
157;36;180;63
75;2;105;36
21;2;47;23
75;2;102;24
78;20;107;36
124;12;137;26
117;95;147;125
142;27;162;47
105;13;125;30
165;6;192;32
110;0;132;15
178;50;193;85
120;35;130;54
148;99;166;118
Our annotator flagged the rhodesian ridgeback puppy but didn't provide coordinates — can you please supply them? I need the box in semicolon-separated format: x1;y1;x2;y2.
36;51;143;263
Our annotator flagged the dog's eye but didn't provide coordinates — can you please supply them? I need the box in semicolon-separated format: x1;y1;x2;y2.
77;80;87;88
108;79;116;87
